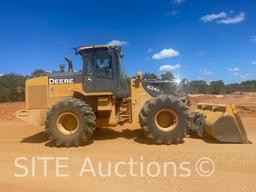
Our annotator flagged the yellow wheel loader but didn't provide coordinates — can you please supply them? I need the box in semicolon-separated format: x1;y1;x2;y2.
17;45;250;147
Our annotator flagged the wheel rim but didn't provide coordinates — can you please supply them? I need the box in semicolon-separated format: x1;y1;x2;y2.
155;109;178;132
57;112;79;135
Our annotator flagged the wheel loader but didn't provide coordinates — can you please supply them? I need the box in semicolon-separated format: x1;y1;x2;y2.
17;45;250;147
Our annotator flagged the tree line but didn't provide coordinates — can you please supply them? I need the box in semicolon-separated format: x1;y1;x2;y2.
0;71;255;103
143;72;256;94
0;69;48;102
189;80;256;94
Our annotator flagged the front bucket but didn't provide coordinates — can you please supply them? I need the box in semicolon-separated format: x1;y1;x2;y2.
196;103;250;143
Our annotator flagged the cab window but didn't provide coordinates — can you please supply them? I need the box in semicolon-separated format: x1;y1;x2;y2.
96;52;112;78
84;54;94;75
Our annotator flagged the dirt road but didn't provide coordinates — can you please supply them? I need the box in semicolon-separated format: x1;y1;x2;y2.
0;95;256;192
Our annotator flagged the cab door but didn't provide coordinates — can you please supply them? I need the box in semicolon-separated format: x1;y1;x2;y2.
83;49;115;93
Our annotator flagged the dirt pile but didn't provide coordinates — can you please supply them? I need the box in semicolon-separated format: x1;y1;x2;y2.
237;105;256;117
189;92;256;117
0;102;24;121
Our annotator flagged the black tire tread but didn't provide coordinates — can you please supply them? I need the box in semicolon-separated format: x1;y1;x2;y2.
139;95;189;144
45;98;96;147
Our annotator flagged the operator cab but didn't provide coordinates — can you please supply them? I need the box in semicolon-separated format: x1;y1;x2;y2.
77;45;129;98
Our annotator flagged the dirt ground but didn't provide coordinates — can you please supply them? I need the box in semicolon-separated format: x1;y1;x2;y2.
0;93;256;192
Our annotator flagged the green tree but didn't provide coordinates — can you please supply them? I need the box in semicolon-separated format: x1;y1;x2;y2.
160;72;174;81
189;80;209;94
225;83;240;93
142;72;158;80
209;80;225;94
0;73;25;102
240;80;256;92
30;69;48;78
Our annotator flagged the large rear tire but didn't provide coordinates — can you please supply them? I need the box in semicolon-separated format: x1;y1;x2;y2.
139;95;189;144
45;98;96;147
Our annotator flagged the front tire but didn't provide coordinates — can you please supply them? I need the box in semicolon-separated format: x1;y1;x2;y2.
139;95;189;144
45;98;96;147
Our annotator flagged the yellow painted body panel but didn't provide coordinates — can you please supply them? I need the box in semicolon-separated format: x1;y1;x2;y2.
25;76;48;109
49;83;83;98
129;78;151;126
18;76;117;126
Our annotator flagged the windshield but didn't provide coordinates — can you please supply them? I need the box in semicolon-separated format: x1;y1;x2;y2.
96;51;112;78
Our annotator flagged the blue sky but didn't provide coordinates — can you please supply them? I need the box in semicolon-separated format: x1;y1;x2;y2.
0;0;255;83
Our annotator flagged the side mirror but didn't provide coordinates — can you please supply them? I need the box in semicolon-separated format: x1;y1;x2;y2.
115;47;124;58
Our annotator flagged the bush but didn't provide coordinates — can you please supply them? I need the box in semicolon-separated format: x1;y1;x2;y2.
0;73;26;102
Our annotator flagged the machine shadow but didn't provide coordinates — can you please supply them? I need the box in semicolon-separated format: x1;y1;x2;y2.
93;128;185;145
21;131;49;143
45;139;94;148
20;131;93;147
186;131;248;144
93;128;152;144
20;128;185;147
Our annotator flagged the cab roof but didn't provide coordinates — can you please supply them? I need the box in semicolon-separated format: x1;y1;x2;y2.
76;44;120;54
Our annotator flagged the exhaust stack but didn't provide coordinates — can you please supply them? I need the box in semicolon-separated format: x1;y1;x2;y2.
65;56;73;72
59;64;65;73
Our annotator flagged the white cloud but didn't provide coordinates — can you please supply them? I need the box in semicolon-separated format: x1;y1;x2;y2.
166;10;179;16
172;0;185;5
228;67;240;72
239;73;251;80
0;73;3;77
147;48;153;53
250;36;256;42
217;12;245;24
159;64;181;72
107;40;127;46
152;48;179;60
200;12;245;24
200;12;227;22
200;68;213;75
228;67;251;80
252;60;256;65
